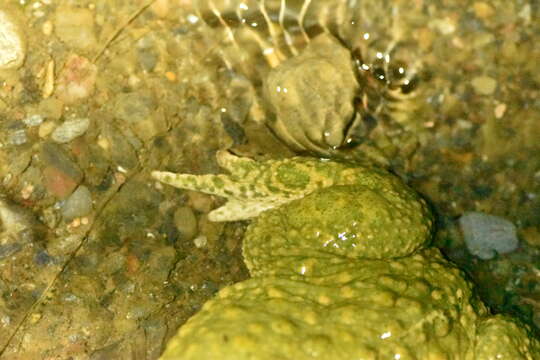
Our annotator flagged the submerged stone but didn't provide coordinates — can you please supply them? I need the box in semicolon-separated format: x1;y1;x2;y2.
459;211;519;260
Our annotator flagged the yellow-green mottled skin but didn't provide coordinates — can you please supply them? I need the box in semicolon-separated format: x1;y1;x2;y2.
153;152;540;360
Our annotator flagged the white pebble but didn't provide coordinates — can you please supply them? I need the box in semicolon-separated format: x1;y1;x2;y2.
459;211;519;260
23;114;44;127
51;118;90;143
0;8;26;70
8;129;27;145
193;235;207;248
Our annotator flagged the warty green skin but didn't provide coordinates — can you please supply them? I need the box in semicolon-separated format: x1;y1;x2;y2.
152;151;540;360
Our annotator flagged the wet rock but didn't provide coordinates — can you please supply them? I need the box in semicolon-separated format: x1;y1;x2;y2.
54;8;97;50
173;206;198;241
187;192;214;214
61;185;92;220
0;242;22;259
430;17;456;35
459;211;519;260
137;35;159;72
471;76;497;95
98;252;126;275
51;118;90;143
41;142;83;198
220;113;247;146
114;91;167;141
520;226;540;247
34;250;53;266
55;55;98;104
38;121;56;138
7;129;28;145
6;151;31;177
473;2;495;18
100;123;139;171
127;302;155;320
146;246;176;283
75;143;110;187
97;180;161;245
115;91;156;124
43;165;80;199
0;196;45;253
38;98;64;120
193;235;207;248
23;114;44;127
47;234;83;256
0;7;26;70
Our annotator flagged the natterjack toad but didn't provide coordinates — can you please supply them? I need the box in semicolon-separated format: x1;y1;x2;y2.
153;151;539;359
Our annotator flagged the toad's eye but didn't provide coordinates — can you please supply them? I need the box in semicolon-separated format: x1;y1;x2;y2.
372;67;387;82
400;76;419;95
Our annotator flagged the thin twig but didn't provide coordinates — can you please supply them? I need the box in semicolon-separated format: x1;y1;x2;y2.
93;0;156;63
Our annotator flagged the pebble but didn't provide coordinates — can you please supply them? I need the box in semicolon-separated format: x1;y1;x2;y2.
41;142;83;198
173;206;198;241
34;250;53;266
0;8;26;70
520;227;540;247
137;35;159;72
8;152;31;177
187;192;214;213
42;20;53;36
23;114;44;127
39;121;56;138
42;59;55;98
54;7;97;50
472;32;494;48
43;166;80;198
61;185;93;220
55;55;97;104
114;91;164;141
473;2;495;19
459;211;519;260
471;76;497;95
38;97;63;121
193;235;207;248
494;103;507;118
8;129;28;145
0;197;40;244
51;118;90;143
430;17;456;35
0;242;22;259
151;0;171;18
47;233;83;255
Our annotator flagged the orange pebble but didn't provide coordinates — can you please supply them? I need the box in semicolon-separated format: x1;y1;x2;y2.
165;71;177;82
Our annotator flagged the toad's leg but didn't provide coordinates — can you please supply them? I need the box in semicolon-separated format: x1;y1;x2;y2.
474;314;540;359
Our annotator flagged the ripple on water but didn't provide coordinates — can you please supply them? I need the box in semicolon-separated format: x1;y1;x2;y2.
192;0;427;157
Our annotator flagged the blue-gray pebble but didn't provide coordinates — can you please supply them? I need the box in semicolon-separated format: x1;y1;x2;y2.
459;211;519;260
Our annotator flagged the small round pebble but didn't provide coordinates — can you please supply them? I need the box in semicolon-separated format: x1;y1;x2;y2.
459;211;519;260
173;206;198;241
61;185;93;220
471;76;497;95
193;235;207;248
